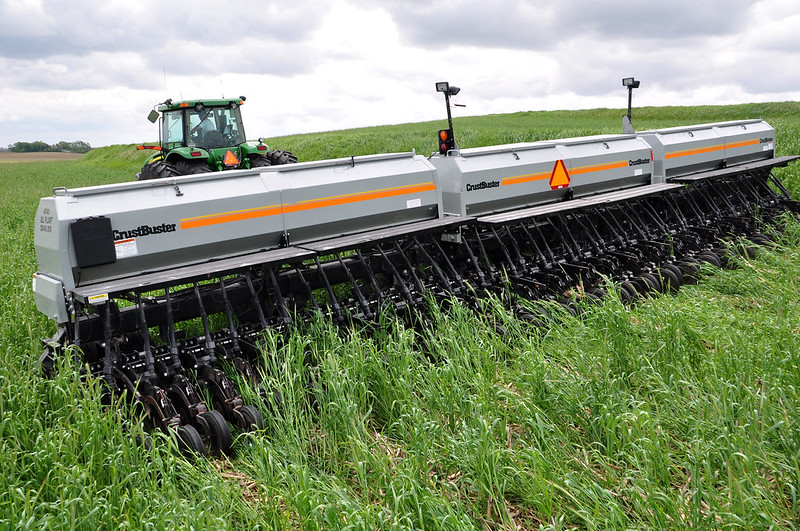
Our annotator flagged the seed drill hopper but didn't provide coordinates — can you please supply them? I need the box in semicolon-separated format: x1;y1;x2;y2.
32;83;799;455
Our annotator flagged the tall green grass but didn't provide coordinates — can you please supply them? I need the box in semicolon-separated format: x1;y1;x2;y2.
229;241;800;529
1;103;800;529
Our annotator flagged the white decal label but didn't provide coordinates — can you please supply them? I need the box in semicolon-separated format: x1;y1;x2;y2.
634;169;643;176
406;198;422;209
114;238;139;258
763;142;774;151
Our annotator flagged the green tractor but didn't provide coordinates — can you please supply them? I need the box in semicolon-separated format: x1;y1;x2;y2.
136;96;297;180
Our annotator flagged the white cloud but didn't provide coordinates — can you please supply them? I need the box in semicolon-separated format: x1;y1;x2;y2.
1;0;800;148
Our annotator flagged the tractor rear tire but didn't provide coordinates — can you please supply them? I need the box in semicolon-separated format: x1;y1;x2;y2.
267;150;298;165
175;159;213;175
138;160;179;181
249;154;272;168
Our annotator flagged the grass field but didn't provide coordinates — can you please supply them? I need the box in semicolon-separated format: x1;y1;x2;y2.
2;103;800;529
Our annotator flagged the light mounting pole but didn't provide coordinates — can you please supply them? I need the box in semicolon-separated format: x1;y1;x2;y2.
435;81;461;155
622;77;640;133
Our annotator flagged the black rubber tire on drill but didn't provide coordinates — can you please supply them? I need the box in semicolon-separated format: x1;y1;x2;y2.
698;250;723;268
659;267;682;294
749;234;771;246
138;160;179;181
234;405;264;431
641;272;662;293
267;150;298;165
678;258;701;284
176;425;206;458
619;281;638;304
661;263;685;287
197;410;233;457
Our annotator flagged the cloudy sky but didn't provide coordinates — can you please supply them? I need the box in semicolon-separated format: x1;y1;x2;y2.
2;0;800;148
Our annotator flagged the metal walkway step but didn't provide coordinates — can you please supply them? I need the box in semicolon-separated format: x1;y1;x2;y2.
297;216;472;253
671;155;800;183
477;183;682;225
76;246;315;299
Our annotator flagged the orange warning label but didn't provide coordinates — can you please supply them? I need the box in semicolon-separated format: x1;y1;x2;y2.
549;159;571;190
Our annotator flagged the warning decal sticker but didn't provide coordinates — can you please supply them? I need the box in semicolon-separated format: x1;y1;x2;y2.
114;238;139;259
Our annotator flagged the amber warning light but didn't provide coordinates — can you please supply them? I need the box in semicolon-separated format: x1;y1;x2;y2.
438;129;455;155
435;81;462;156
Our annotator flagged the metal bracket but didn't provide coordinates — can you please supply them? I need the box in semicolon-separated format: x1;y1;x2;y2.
441;226;462;244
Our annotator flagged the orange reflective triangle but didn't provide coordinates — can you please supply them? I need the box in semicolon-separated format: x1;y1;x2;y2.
223;150;240;167
549;159;570;190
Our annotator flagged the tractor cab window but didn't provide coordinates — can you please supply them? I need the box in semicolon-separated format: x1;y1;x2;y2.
188;106;246;149
162;110;184;148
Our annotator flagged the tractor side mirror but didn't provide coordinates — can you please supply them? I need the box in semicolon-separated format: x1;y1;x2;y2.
147;110;159;123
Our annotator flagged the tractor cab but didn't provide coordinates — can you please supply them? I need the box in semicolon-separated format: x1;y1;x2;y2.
161;101;247;150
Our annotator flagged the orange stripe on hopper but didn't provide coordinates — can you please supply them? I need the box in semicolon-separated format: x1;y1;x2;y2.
502;159;629;186
570;160;628;175
666;139;758;160
180;182;436;230
502;172;550;186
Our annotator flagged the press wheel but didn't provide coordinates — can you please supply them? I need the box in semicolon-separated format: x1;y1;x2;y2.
234;405;264;431
658;267;682;293
177;425;206;458
197;410;233;456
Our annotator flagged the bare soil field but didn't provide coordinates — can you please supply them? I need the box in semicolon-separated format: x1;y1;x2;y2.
0;152;84;163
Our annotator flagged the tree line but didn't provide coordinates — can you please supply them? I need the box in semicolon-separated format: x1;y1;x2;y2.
5;140;92;154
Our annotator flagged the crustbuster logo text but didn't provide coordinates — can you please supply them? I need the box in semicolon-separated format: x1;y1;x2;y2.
466;180;500;192
113;223;176;240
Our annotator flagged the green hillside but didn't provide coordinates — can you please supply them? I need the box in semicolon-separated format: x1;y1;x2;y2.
2;104;800;529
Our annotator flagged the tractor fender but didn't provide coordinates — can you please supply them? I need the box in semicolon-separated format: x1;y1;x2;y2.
164;146;211;164
239;142;270;160
143;152;165;165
